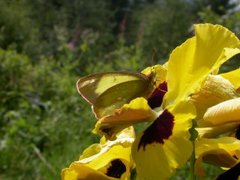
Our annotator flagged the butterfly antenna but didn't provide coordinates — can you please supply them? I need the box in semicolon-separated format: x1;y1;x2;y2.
151;48;158;65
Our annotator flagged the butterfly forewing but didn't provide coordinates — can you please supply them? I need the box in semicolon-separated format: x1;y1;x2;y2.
76;72;153;118
93;79;152;118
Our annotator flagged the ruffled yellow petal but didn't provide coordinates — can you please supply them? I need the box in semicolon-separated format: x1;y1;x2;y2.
195;137;240;177
93;98;156;140
100;98;156;125
190;75;238;119
62;162;116;180
165;24;240;106
197;122;239;138
62;128;134;180
221;68;240;91
132;101;195;180
199;98;240;127
195;149;238;177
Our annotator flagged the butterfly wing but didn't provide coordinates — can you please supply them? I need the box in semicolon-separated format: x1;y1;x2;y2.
77;72;153;118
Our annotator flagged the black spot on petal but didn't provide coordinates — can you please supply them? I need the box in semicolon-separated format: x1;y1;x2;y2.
216;162;240;180
106;159;126;178
101;127;112;134
233;155;238;160
148;81;167;109
138;109;174;151
235;125;240;140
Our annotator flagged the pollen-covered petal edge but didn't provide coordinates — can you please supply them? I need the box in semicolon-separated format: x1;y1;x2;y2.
93;98;156;140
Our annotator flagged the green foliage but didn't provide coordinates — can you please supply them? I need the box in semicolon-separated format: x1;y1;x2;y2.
128;0;196;62
0;42;146;179
0;49;98;179
0;0;114;59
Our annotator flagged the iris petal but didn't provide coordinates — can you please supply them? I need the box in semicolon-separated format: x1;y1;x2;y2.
93;98;156;140
220;68;240;92
195;137;240;177
199;98;240;127
190;75;238;119
165;24;240;106
132;101;195;180
197;122;239;138
138;109;174;151
62;162;116;180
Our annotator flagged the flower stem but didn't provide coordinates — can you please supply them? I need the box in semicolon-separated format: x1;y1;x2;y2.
189;140;196;180
189;119;198;180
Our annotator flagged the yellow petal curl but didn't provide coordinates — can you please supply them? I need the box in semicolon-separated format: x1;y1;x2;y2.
165;24;240;106
197;122;239;138
62;163;116;180
195;137;240;177
199;98;240;127
190;75;238;119
221;68;240;92
93;98;156;140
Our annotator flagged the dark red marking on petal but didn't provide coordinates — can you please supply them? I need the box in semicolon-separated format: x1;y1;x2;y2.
216;162;240;180
233;155;238;160
235;125;240;140
138;109;174;151
106;159;126;178
148;81;167;109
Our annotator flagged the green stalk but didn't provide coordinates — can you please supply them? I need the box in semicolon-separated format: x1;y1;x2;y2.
189;119;198;180
189;140;196;180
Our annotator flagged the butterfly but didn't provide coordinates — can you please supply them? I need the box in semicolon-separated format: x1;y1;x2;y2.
76;72;155;119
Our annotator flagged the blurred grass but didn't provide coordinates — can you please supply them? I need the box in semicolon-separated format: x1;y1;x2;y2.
0;49;99;179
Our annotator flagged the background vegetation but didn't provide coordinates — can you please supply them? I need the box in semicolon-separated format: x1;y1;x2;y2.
0;0;239;179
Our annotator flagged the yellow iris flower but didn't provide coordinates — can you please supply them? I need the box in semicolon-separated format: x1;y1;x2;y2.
194;80;240;177
63;23;240;180
93;24;240;179
193;74;240;141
